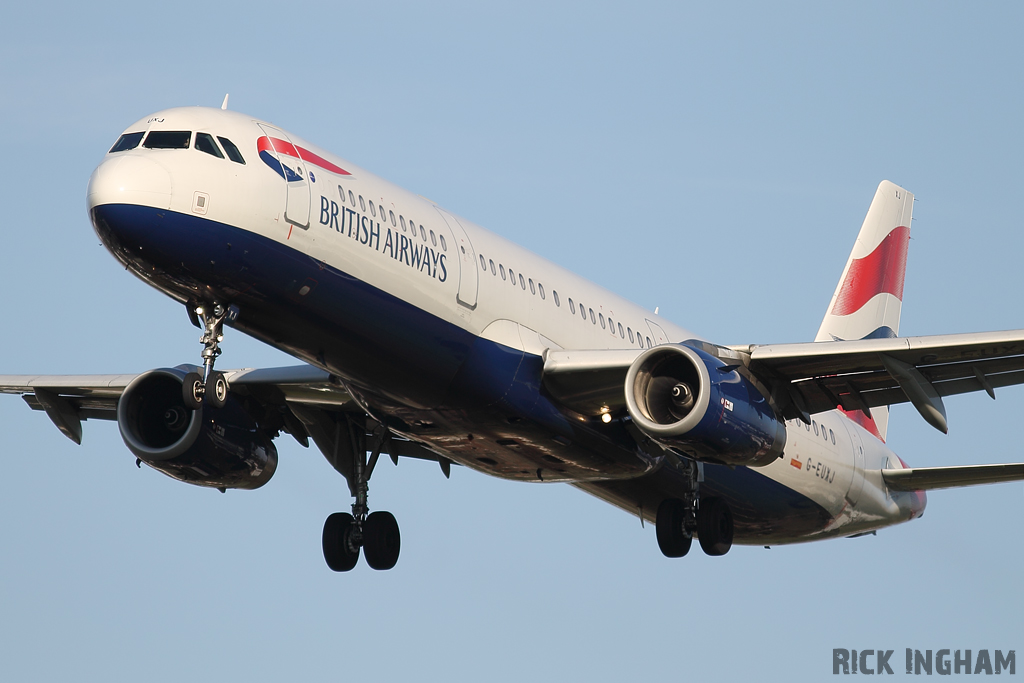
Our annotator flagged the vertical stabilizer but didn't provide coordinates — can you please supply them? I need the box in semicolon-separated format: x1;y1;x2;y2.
816;180;914;441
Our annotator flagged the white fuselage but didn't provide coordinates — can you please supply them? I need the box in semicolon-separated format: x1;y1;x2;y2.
86;106;925;544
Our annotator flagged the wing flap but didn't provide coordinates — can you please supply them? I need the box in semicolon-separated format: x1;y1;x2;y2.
883;463;1024;491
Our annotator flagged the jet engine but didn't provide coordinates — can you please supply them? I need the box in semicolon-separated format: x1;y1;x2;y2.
117;368;277;489
625;343;786;467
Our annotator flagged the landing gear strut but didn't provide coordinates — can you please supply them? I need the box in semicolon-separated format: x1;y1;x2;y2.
322;420;401;571
656;457;699;557
655;457;733;558
182;303;231;410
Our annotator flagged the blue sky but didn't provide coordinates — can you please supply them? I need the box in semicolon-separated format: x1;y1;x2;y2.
1;2;1021;680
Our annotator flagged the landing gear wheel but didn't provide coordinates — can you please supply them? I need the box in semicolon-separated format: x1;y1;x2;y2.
697;497;733;556
362;510;401;570
207;371;229;409
182;372;204;410
656;498;692;558
323;512;360;572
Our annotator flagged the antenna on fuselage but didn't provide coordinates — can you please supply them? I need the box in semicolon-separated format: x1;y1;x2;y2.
221;94;230;110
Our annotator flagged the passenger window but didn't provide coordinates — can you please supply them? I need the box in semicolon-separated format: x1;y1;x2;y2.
590;309;596;324
553;290;559;306
338;185;346;201
829;429;835;444
599;313;606;329
500;265;506;280
430;230;437;246
608;317;614;332
519;273;525;290
508;269;516;285
627;327;634;343
359;195;366;211
109;132;144;153
349;190;355;206
218;137;246;164
143;131;191;149
538;283;545;299
618;322;624;338
568;298;575;314
440;234;447;251
529;278;535;295
479;255;486;270
390;210;397;227
812;421;819;436
646;336;652;348
194;133;224;158
419;226;426;241
400;215;407;231
489;259;496;275
369;201;376;217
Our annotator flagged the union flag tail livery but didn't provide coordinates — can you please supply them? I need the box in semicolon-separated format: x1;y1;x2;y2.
815;180;914;441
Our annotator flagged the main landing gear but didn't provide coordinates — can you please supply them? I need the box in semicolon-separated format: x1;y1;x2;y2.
655;458;733;558
322;423;401;571
182;303;231;410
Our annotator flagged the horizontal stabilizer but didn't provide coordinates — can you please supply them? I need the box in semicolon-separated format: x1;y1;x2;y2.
883;463;1024;491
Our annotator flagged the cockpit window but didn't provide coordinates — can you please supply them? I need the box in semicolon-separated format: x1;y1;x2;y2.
143;130;191;148
194;133;224;158
109;132;144;153
143;131;191;149
217;136;245;164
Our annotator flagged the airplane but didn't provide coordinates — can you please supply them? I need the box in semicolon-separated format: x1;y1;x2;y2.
2;101;1023;571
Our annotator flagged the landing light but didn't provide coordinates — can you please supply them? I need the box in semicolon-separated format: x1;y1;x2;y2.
601;413;612;424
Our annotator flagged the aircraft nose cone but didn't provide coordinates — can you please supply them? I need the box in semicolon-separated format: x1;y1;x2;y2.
86;155;172;213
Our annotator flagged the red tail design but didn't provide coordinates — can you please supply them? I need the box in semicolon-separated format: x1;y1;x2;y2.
831;225;910;317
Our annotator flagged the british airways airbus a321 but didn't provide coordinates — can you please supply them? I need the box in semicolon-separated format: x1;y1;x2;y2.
3;102;1022;571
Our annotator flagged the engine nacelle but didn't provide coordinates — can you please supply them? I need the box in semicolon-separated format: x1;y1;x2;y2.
117;368;277;489
625;343;786;467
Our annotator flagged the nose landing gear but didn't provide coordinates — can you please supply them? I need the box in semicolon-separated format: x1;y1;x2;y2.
182;303;232;410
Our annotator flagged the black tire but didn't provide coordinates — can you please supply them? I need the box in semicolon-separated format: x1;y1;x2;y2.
323;512;359;572
656;498;692;558
182;372;204;410
697;497;734;556
363;511;401;570
207;371;229;409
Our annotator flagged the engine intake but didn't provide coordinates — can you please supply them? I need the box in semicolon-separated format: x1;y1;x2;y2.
625;343;785;467
117;368;277;489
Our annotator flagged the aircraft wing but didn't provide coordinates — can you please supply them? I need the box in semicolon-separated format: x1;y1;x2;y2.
0;365;452;487
0;365;347;434
735;329;1024;432
542;329;1024;432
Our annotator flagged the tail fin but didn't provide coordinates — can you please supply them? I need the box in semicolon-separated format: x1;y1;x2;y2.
816;180;914;441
